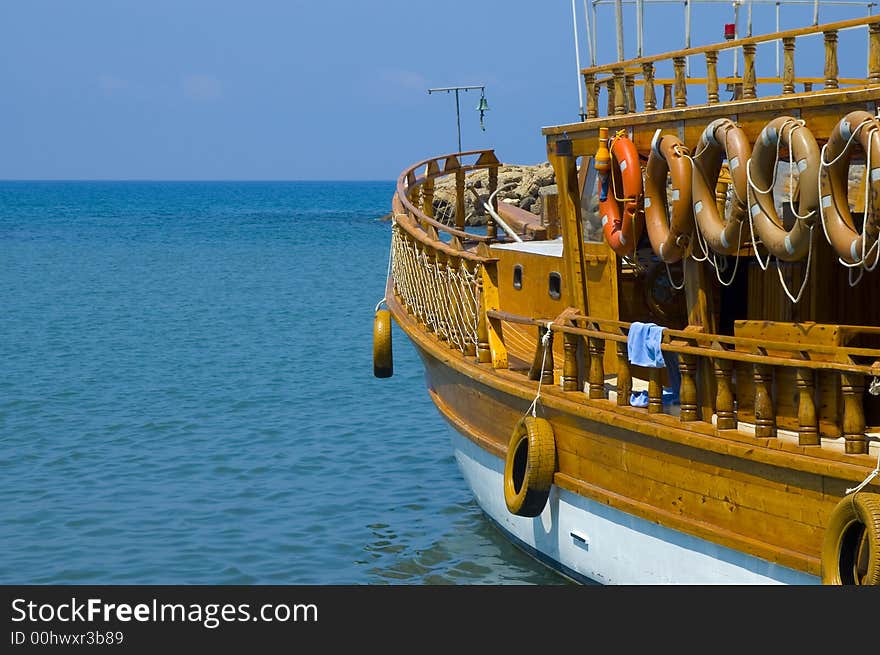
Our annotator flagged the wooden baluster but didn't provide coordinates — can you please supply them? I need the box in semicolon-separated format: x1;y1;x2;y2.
782;37;796;94
455;169;466;232
641;62;656;111
714;358;736;430
607;80;615;116
648;368;663;414
625;74;636;113
753;364;776;438
423;176;435;217
673;57;687;107
588;336;605;399
679;354;698;422
528;326;554;384
824;30;839;89
796;368;819;446
487;166;498;241
476;264;492;364
616;341;632;407
662;83;673;109
841;373;867;454
563;330;580;392
706;50;719;104
584;73;598;118
870;23;880;83
613;68;626;115
742;43;757;99
803;81;813;92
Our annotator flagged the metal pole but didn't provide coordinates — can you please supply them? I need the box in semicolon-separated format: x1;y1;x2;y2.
615;0;625;61
583;0;596;66
592;0;599;65
733;1;740;78
813;0;820;25
776;1;781;76
747;0;753;36
685;0;692;74
454;89;462;153
572;0;586;120
637;0;644;57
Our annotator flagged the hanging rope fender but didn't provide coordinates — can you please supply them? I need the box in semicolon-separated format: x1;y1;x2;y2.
598;130;644;257
644;130;695;264
818;110;880;272
745;115;821;262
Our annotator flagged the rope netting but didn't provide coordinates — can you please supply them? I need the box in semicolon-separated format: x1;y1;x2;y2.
390;221;481;354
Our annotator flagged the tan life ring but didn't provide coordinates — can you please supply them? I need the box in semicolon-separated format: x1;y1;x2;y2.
598;132;644;257
691;118;752;255
821;492;880;585
503;415;556;517
373;308;393;378
819;110;880;265
746;116;821;262
644;132;695;263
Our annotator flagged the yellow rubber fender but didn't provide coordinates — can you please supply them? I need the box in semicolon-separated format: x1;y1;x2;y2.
644;132;695;263
373;308;393;378
746;116;820;261
691;118;752;255
821;492;880;585
819;110;880;265
503;415;556;517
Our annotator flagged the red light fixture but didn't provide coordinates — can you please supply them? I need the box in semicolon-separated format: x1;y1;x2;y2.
724;23;736;40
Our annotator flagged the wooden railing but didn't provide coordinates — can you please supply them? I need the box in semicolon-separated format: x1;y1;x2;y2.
487;309;880;456
581;14;880;118
396;149;503;243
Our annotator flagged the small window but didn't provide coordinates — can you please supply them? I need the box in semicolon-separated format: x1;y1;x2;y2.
549;272;562;300
513;265;523;290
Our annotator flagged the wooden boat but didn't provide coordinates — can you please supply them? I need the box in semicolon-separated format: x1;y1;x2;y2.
375;3;880;584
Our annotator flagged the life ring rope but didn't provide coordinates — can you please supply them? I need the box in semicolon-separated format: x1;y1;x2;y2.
818;115;880;284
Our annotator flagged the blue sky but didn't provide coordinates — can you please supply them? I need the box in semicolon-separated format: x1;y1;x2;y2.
0;1;873;180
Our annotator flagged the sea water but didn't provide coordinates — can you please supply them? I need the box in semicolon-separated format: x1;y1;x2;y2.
0;181;566;584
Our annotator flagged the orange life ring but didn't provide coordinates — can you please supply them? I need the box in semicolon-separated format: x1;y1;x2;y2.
691;118;752;255
598;133;644;257
819;110;880;265
644;132;695;263
746;116;821;261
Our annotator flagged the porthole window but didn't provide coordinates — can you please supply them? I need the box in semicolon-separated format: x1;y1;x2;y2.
549;272;562;300
513;265;523;290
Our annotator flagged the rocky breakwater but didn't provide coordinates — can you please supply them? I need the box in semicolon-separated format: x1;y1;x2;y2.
429;162;556;227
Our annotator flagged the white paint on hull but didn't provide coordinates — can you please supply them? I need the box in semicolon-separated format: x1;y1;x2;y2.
451;429;819;585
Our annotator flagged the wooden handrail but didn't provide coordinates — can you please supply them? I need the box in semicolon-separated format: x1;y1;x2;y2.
581;14;880;76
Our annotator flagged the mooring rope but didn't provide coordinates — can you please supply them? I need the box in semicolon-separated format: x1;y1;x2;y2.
525;321;554;418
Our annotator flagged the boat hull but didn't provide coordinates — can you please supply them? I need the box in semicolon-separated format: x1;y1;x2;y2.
451;427;818;584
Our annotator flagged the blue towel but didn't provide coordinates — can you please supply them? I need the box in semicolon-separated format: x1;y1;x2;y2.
627;321;666;368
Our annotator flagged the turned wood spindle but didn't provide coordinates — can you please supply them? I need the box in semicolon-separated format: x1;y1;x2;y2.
423;177;435;217
607;80;615;117
706;50;719;104
796;367;819;446
616;341;632;407
870;23;880;83
648;368;663;414
486;166;498;241
679;354;698;422
841;373;867;454
588;336;605;399
753;364;776;438
528;326;554;384
714;358;736;430
641;62;656;111
625;75;636;113
662;83;673;109
782;37;796;94
584;73;599;118
673;57;687;107
824;30;839;89
563;331;580;392
613;68;627;115
455;169;466;232
742;43;757;99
